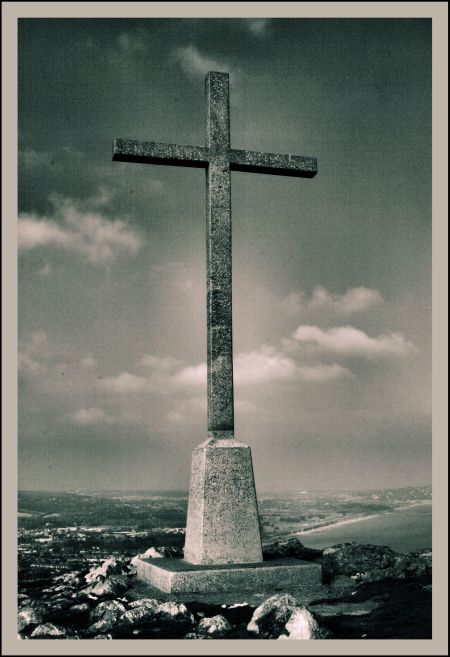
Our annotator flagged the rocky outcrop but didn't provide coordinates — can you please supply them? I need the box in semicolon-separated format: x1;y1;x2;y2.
17;544;432;640
263;538;323;562
322;543;432;583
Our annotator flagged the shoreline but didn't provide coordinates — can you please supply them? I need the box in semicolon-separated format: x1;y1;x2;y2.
293;500;432;537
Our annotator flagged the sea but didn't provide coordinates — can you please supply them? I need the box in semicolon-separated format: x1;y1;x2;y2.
298;503;432;553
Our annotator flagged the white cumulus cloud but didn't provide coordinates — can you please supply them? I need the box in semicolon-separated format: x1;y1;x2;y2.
18;195;142;264
102;372;147;393
140;354;183;372
69;407;116;425
293;325;416;358
173;44;232;78
235;347;298;385
281;286;384;317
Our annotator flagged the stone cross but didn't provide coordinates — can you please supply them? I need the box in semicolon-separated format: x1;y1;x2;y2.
113;72;317;565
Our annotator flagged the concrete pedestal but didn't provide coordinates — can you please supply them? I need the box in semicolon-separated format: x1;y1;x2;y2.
136;557;322;594
183;437;263;565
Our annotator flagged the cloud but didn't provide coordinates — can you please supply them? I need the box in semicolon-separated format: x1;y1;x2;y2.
293;325;417;358
172;346;351;388
18;352;47;376
139;354;183;372
281;286;384;317
166;396;206;424
235;347;298;385
69;407;116;425
18;331;51;377
173;45;232;78
102;372;147;394
245;18;272;35
80;356;96;370
173;363;207;387
18;195;142;264
297;363;354;382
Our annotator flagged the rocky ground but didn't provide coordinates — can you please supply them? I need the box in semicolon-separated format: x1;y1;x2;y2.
17;539;432;640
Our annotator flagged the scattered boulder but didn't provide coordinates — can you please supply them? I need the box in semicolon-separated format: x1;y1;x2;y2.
17;608;43;633
85;557;123;583
247;594;300;639
281;607;324;639
89;575;130;598
69;602;91;615
120;598;160;625
119;598;193;633
30;623;67;639
130;546;183;567
91;600;126;622
263;538;323;562
248;594;324;640
93;633;113;640
197;615;232;638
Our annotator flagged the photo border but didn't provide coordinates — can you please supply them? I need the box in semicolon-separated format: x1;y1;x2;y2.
2;2;448;655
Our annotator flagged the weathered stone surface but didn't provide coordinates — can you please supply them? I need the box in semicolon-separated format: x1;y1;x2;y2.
197;614;232;637
184;438;262;564
17;608;43;632
263;537;323;562
113;139;209;167
229;149;317;177
135;557;321;594
30;623;66;639
113;69;318;442
322;543;397;582
281;607;323;639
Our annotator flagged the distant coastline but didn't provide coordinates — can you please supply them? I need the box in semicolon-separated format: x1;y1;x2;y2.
293;500;432;537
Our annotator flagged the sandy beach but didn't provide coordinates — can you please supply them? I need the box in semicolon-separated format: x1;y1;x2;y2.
294;500;432;537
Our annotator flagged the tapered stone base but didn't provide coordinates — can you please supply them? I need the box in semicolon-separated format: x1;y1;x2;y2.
184;437;263;565
136;557;322;594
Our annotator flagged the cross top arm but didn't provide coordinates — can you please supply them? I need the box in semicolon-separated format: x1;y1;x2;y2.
113;138;318;178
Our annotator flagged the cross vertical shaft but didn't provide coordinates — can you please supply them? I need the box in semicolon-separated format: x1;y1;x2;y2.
206;72;234;437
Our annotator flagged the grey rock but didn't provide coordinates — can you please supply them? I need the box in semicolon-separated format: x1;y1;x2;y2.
90;599;126;622
322;543;397;581
281;607;324;640
17;608;43;632
247;594;299;638
263;537;323;561
197;614;232;637
30;623;66;639
89;575;129;598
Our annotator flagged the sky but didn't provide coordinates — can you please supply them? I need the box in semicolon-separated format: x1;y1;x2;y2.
18;18;432;492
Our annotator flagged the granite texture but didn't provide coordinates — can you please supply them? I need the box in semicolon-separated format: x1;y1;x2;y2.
184;438;263;565
136;557;322;594
113;71;318;436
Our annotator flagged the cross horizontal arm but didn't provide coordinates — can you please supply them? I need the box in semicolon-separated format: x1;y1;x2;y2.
229;149;317;178
113;139;209;168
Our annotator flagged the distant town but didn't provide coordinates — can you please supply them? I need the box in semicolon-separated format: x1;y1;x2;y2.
18;485;431;595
